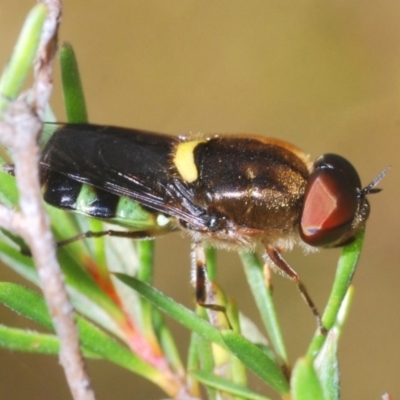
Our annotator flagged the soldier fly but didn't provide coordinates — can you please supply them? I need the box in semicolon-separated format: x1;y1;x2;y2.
7;123;388;330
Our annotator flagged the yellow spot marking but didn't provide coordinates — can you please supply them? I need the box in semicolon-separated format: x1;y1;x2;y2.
173;140;204;183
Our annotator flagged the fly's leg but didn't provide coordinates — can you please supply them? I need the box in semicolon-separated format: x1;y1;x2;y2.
191;242;232;328
56;229;159;248
264;243;327;335
21;228;167;256
192;241;225;312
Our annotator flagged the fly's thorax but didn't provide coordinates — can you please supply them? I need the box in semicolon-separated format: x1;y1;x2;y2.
175;136;310;233
172;139;206;183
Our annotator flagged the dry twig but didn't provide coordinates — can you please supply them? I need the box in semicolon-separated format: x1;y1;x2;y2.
0;1;96;399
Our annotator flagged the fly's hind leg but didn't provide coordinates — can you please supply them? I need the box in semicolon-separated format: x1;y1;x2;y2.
56;229;160;248
21;228;166;257
264;243;327;335
191;242;232;328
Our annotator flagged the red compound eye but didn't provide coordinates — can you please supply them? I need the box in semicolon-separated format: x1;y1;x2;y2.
300;154;361;247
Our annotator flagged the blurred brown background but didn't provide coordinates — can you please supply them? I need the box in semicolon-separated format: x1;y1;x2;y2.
1;1;399;399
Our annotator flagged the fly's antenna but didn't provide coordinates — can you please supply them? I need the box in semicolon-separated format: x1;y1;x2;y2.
359;166;391;197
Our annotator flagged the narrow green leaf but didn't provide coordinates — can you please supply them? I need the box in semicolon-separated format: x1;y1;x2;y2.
314;289;353;400
57;253;129;327
0;325;100;358
205;245;217;281
0;157;28;251
239;251;288;364
307;231;364;359
315;328;340;400
151;309;184;375
226;302;248;388
45;206;87;250
115;273;226;348
221;330;289;395
137;240;155;284
0;325;60;354
0;4;47;115
195;325;217;400
76;312;172;392
0;282;55;329
88;218;107;267
187;331;200;370
59;42;88;123
136;240;158;338
321;232;364;327
291;358;326;400
0;241;39;284
191;370;272;400
335;286;354;335
186;333;202;395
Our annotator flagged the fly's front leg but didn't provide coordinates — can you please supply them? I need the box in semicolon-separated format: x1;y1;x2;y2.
264;243;327;335
191;242;231;328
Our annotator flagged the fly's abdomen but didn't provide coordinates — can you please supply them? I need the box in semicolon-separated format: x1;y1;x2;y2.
191;137;310;231
42;170;83;211
42;170;173;231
